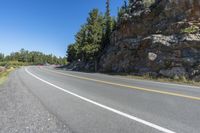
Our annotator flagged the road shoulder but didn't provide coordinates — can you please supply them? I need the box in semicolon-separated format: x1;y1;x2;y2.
0;70;71;133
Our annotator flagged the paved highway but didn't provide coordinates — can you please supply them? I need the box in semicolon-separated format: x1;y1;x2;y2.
14;66;200;133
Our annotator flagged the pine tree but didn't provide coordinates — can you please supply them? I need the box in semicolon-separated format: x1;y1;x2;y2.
104;0;112;47
83;9;104;61
66;44;79;62
75;25;87;61
66;9;105;63
0;53;4;62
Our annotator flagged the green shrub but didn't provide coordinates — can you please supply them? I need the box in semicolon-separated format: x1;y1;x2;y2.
179;76;188;82
172;75;179;80
0;61;28;68
144;0;155;7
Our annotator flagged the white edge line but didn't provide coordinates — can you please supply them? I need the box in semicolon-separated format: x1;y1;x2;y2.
25;67;176;133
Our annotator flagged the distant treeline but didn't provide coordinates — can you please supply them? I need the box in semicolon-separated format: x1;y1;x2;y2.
0;49;67;66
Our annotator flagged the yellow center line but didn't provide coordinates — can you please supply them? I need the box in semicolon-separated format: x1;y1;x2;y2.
42;67;200;101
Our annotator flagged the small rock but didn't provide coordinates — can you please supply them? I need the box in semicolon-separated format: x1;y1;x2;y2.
148;52;157;61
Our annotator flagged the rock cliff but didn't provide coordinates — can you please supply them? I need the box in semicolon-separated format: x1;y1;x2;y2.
99;0;200;81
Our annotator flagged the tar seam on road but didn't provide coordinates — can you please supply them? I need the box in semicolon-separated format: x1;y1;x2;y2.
25;67;176;133
43;67;200;101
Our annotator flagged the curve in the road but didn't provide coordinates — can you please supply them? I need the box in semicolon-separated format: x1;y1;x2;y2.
25;67;176;133
43;67;200;101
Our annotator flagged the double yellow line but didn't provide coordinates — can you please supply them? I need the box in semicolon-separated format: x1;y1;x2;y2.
43;67;200;101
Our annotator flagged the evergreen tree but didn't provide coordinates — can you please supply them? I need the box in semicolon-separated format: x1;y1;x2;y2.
104;0;112;48
0;53;4;62
75;25;87;61
82;9;104;61
66;1;118;68
66;44;79;62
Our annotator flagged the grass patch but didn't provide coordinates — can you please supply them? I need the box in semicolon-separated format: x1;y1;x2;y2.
105;72;200;87
0;68;14;85
0;61;27;85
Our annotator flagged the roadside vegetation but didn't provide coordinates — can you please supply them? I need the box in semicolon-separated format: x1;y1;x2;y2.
106;72;200;87
0;67;14;85
0;49;67;84
0;61;28;69
0;48;67;67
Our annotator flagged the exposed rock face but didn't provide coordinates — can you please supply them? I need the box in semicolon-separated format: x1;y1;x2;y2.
159;67;187;78
100;0;200;80
65;61;95;72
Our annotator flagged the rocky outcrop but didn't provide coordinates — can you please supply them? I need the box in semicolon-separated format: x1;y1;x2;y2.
99;0;200;81
64;61;95;72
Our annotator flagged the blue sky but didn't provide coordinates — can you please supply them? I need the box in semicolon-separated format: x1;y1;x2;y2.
0;0;123;57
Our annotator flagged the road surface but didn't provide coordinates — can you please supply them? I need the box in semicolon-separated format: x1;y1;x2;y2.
9;66;200;133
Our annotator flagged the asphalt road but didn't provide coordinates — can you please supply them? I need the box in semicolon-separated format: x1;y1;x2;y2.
0;68;70;133
14;66;200;133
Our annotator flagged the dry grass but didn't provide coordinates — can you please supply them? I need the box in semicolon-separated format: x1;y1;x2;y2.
106;72;200;87
0;68;14;85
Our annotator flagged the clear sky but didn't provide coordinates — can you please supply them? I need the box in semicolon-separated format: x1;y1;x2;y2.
0;0;123;57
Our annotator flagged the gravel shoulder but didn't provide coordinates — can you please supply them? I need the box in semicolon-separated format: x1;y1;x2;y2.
0;70;71;133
